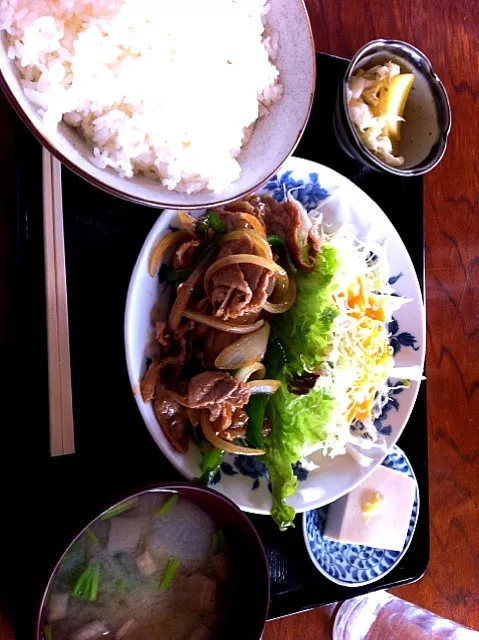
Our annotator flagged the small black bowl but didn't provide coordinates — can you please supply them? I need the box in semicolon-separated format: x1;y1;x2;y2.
36;483;270;640
334;39;451;176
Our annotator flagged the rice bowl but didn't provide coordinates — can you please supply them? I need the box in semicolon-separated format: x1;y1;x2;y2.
0;0;315;207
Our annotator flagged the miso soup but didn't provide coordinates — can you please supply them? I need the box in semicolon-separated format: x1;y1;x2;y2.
41;492;236;640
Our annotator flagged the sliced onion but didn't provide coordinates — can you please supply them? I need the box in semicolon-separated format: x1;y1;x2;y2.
214;323;270;370
178;210;199;237
263;271;297;314
246;379;280;394
237;213;267;236
230;309;262;325
225;201;256;214
169;265;204;330
183;309;264;334
148;230;191;277
222;229;272;260
200;411;265;456
234;363;266;382
204;254;286;292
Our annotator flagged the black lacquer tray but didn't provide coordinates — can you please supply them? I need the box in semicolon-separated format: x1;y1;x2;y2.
11;52;428;637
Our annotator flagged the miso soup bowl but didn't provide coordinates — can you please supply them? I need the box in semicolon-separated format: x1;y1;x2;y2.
36;483;270;640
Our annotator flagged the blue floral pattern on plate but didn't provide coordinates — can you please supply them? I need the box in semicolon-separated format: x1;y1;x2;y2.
303;446;419;586
388;316;420;355
211;455;308;493
264;170;330;210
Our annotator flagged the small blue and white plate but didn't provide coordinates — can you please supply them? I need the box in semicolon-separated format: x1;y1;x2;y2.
303;445;419;587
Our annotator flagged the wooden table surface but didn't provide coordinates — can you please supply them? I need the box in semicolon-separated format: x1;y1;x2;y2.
2;0;479;638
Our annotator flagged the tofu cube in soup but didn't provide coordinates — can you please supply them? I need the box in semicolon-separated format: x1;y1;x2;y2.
107;517;147;553
72;620;109;640
47;592;69;621
136;550;157;577
115;618;137;639
189;624;212;640
211;553;228;582
187;574;217;612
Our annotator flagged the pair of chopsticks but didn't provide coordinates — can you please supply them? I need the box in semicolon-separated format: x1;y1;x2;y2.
42;149;75;456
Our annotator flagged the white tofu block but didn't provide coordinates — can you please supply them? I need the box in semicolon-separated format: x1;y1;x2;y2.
116;619;137;639
72;620;109;640
107;517;147;553
47;592;69;621
211;553;228;582
187;574;217;612
189;624;211;640
324;465;416;551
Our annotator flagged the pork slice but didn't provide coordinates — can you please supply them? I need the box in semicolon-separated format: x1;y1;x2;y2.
208;235;272;319
140;358;162;402
254;196;319;272
153;386;190;453
136;550;157;577
216;407;248;439
186;372;250;422
208;263;252;319
155;321;170;348
203;329;238;365
173;239;201;270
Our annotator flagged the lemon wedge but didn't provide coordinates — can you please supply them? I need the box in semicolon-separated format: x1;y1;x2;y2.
380;73;415;142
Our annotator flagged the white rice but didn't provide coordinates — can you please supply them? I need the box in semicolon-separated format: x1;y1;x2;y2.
1;0;282;193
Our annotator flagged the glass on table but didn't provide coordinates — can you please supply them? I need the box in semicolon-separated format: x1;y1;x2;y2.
333;592;479;640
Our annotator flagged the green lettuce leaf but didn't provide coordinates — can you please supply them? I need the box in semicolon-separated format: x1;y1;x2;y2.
266;244;340;529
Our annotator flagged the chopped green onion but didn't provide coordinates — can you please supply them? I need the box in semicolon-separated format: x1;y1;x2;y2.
166;268;192;283
247;338;289;448
267;234;296;272
85;528;99;545
101;497;139;520
43;625;53;640
159;557;180;592
72;562;100;601
207;212;224;234
198;447;224;485
212;529;228;552
156;494;178;517
89;563;100;602
197;212;224;236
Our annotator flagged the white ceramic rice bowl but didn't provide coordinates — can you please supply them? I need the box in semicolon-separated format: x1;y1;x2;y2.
0;0;315;209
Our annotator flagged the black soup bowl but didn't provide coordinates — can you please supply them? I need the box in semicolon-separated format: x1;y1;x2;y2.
36;483;270;640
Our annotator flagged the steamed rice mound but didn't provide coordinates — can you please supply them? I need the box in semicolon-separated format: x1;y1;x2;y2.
1;0;282;193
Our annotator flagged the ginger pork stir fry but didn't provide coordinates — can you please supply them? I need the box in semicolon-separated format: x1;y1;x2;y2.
141;196;316;464
141;194;414;530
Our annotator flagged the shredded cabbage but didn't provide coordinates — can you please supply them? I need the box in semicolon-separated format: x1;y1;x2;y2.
265;213;413;529
348;62;405;167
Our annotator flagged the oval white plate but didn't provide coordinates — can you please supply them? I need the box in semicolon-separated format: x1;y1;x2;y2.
125;156;425;515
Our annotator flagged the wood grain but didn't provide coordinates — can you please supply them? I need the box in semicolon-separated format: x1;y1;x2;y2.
1;0;479;638
265;0;479;637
